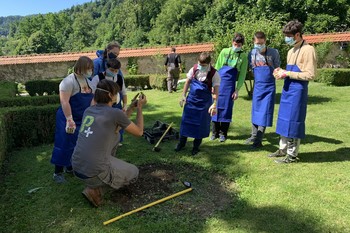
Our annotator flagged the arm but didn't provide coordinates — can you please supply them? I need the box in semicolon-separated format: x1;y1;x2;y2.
236;53;248;91
60;91;72;118
214;49;225;70
289;46;316;81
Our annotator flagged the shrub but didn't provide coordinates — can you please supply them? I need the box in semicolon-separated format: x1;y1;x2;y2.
124;75;151;89
25;79;62;96
149;74;167;90
1;105;58;154
315;68;350;86
0;95;60;108
0;80;18;98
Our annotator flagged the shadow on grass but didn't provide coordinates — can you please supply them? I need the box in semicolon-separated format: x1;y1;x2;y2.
299;147;350;163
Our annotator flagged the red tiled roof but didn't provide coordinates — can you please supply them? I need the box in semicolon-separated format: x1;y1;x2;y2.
304;32;350;43
0;43;214;65
1;32;350;66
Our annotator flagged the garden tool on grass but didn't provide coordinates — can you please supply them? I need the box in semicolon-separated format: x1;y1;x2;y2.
152;122;174;152
103;181;192;225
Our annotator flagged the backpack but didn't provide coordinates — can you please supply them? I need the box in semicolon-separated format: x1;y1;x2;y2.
192;64;216;91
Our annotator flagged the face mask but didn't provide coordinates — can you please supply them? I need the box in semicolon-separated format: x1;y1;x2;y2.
83;70;92;79
232;46;242;52
254;44;266;52
285;36;296;46
106;69;117;77
197;64;208;72
108;52;117;59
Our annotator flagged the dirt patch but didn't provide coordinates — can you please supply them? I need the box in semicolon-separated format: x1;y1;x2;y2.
109;163;235;218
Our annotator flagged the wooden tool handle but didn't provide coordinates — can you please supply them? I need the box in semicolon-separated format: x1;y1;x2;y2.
153;122;173;148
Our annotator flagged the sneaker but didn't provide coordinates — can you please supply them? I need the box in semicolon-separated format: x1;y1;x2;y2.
210;135;218;141
219;135;226;142
53;173;66;184
268;149;286;158
118;143;123;147
82;187;102;207
251;141;263;149
244;137;255;145
274;155;299;164
64;167;74;176
174;143;185;152
191;148;200;156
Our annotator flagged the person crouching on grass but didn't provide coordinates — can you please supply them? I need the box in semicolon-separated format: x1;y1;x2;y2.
72;79;146;207
175;52;220;156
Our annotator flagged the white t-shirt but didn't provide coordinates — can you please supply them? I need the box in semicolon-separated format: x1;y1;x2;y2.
90;74;127;96
186;66;220;87
59;73;93;96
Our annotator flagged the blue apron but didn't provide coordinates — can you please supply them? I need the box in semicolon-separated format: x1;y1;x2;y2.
276;42;308;139
212;51;240;122
51;77;93;167
252;51;276;127
180;79;212;139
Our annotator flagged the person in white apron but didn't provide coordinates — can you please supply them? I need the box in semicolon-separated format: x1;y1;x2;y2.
269;20;316;163
211;33;248;142
245;31;281;149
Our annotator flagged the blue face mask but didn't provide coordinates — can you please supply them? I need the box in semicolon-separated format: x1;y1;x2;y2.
232;46;242;52
254;44;266;52
106;69;117;77
285;36;296;46
197;64;208;72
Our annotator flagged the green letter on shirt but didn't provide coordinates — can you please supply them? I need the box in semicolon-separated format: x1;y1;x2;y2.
80;115;94;133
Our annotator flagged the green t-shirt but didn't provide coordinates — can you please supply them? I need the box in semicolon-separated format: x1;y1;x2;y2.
215;47;248;91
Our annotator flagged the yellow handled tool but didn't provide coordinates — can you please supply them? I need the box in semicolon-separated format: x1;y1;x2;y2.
152;122;173;152
103;181;192;226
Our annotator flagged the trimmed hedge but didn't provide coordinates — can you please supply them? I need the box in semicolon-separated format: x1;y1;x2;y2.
315;68;350;86
25;79;62;96
0;80;18;98
149;74;168;90
0;95;60;108
0;105;58;164
124;75;151;89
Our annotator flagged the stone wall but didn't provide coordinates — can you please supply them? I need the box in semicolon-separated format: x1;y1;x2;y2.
0;52;209;83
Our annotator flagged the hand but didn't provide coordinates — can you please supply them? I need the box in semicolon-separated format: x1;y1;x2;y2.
232;91;239;100
65;117;76;134
137;93;147;108
208;104;217;116
179;95;186;107
273;68;289;79
122;105;128;112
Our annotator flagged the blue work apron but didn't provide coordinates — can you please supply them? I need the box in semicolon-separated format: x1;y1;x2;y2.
251;65;276;127
211;65;238;122
180;79;212;139
276;65;308;139
51;79;93;167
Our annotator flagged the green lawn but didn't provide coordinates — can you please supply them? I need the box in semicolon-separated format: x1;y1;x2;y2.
1;81;350;233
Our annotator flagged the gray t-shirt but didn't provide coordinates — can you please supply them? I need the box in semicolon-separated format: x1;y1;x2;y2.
72;104;131;177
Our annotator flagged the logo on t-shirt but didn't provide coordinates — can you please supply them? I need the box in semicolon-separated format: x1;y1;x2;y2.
80;115;95;137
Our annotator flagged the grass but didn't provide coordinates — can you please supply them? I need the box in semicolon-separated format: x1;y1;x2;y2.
1;81;350;233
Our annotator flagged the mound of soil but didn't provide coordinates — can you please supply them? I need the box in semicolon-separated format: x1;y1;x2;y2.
109;163;235;218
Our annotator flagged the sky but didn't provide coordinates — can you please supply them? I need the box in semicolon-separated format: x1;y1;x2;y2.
0;0;92;17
